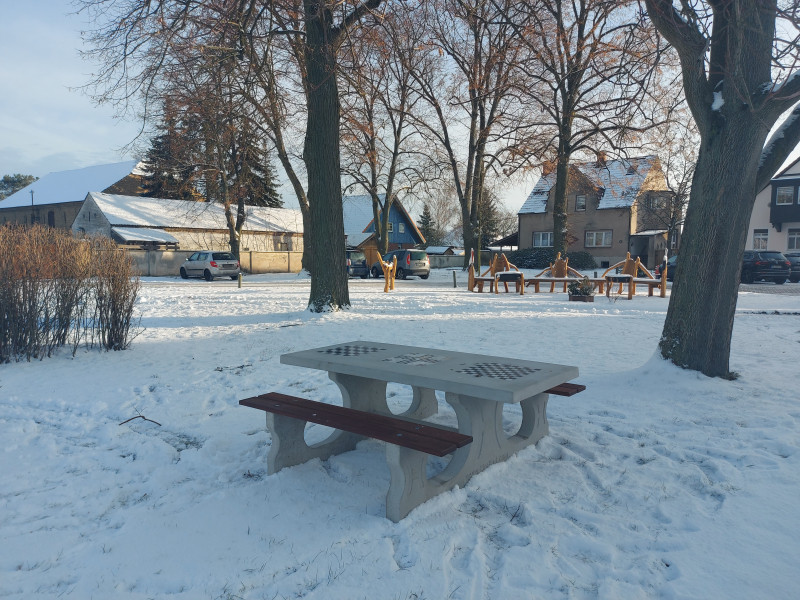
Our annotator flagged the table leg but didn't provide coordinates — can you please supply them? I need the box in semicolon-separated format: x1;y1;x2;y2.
265;412;363;474
329;372;437;419
384;391;550;521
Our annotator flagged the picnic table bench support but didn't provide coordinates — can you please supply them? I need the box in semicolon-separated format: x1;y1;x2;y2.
242;382;584;522
387;390;549;520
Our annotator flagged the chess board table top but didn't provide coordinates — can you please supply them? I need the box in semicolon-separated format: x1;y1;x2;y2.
280;341;579;403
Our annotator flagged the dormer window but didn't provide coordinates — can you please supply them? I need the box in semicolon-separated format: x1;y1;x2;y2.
575;195;586;212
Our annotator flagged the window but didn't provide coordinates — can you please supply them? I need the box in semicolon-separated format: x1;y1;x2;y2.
386;222;394;233
753;229;768;250
647;195;669;210
788;229;800;251
776;186;795;205
532;231;553;247
585;230;612;248
398;223;405;234
575;195;586;211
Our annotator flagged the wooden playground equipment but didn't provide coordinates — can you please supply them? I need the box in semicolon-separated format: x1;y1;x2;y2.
468;253;524;295
376;252;397;293
600;252;666;298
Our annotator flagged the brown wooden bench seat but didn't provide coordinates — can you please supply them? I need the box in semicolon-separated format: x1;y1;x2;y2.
545;382;587;396
240;392;473;456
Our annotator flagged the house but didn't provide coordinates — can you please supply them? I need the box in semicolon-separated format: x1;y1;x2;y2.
0;161;143;229
342;194;425;265
73;192;303;252
747;155;800;253
517;155;674;269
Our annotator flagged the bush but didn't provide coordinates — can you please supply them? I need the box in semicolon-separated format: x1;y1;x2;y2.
0;225;141;363
507;248;597;271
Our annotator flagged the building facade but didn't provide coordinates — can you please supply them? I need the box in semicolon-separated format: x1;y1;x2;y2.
748;156;800;253
518;156;675;270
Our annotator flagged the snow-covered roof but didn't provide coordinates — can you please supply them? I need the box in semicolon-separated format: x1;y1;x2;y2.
632;229;668;237
345;232;374;247
424;246;457;255
111;227;179;244
519;156;664;214
87;192;303;233
0;161;141;209
342;194;382;234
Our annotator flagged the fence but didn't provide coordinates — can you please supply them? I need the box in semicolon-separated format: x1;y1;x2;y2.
127;249;304;277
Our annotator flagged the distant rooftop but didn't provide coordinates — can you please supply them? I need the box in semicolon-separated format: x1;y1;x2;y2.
519;156;664;214
0;161;141;209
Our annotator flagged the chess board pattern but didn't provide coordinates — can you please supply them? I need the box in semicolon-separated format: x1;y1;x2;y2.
318;345;384;356
455;362;539;380
383;353;446;366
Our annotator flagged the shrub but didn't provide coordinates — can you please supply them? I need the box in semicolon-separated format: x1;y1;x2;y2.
507;248;598;271
0;225;141;363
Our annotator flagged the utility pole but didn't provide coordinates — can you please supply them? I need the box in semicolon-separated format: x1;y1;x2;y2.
30;189;35;225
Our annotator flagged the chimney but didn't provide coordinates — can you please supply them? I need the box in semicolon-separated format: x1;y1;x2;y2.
595;151;607;168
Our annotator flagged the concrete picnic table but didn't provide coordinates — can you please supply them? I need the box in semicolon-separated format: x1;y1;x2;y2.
274;341;580;520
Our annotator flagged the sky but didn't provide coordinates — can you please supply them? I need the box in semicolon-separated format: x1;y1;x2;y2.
0;0;142;179
1;1;798;214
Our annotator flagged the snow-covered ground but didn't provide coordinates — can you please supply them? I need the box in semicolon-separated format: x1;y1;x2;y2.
2;269;799;599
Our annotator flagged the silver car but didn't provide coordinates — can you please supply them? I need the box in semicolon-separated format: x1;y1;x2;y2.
180;251;241;281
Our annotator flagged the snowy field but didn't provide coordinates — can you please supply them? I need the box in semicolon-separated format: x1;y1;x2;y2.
1;269;799;599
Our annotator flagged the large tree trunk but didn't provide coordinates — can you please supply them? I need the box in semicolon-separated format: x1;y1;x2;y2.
659;122;769;378
303;0;349;311
552;150;570;255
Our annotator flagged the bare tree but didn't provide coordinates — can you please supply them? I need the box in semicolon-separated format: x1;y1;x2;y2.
408;0;529;268
645;0;800;377
639;106;699;253
339;11;435;254
80;0;383;311
503;0;669;254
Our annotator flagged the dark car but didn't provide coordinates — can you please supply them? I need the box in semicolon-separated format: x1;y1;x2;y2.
346;249;370;278
784;252;800;283
371;249;430;279
741;250;791;284
654;255;678;281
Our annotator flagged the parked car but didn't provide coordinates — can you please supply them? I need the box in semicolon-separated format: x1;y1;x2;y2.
784;252;800;283
346;249;370;278
371;250;430;279
180;251;241;281
740;250;791;284
654;255;678;282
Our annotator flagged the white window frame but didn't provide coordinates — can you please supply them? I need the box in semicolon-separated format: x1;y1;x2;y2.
753;229;768;250
585;230;612;248
575;194;586;212
532;231;553;247
386;222;394;233
398;223;405;234
788;229;800;251
776;186;794;205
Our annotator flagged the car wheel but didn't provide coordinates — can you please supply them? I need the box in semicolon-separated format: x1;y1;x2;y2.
774;278;786;285
397;268;407;280
741;270;754;284
180;267;188;279
372;267;382;278
204;269;214;282
420;274;429;280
